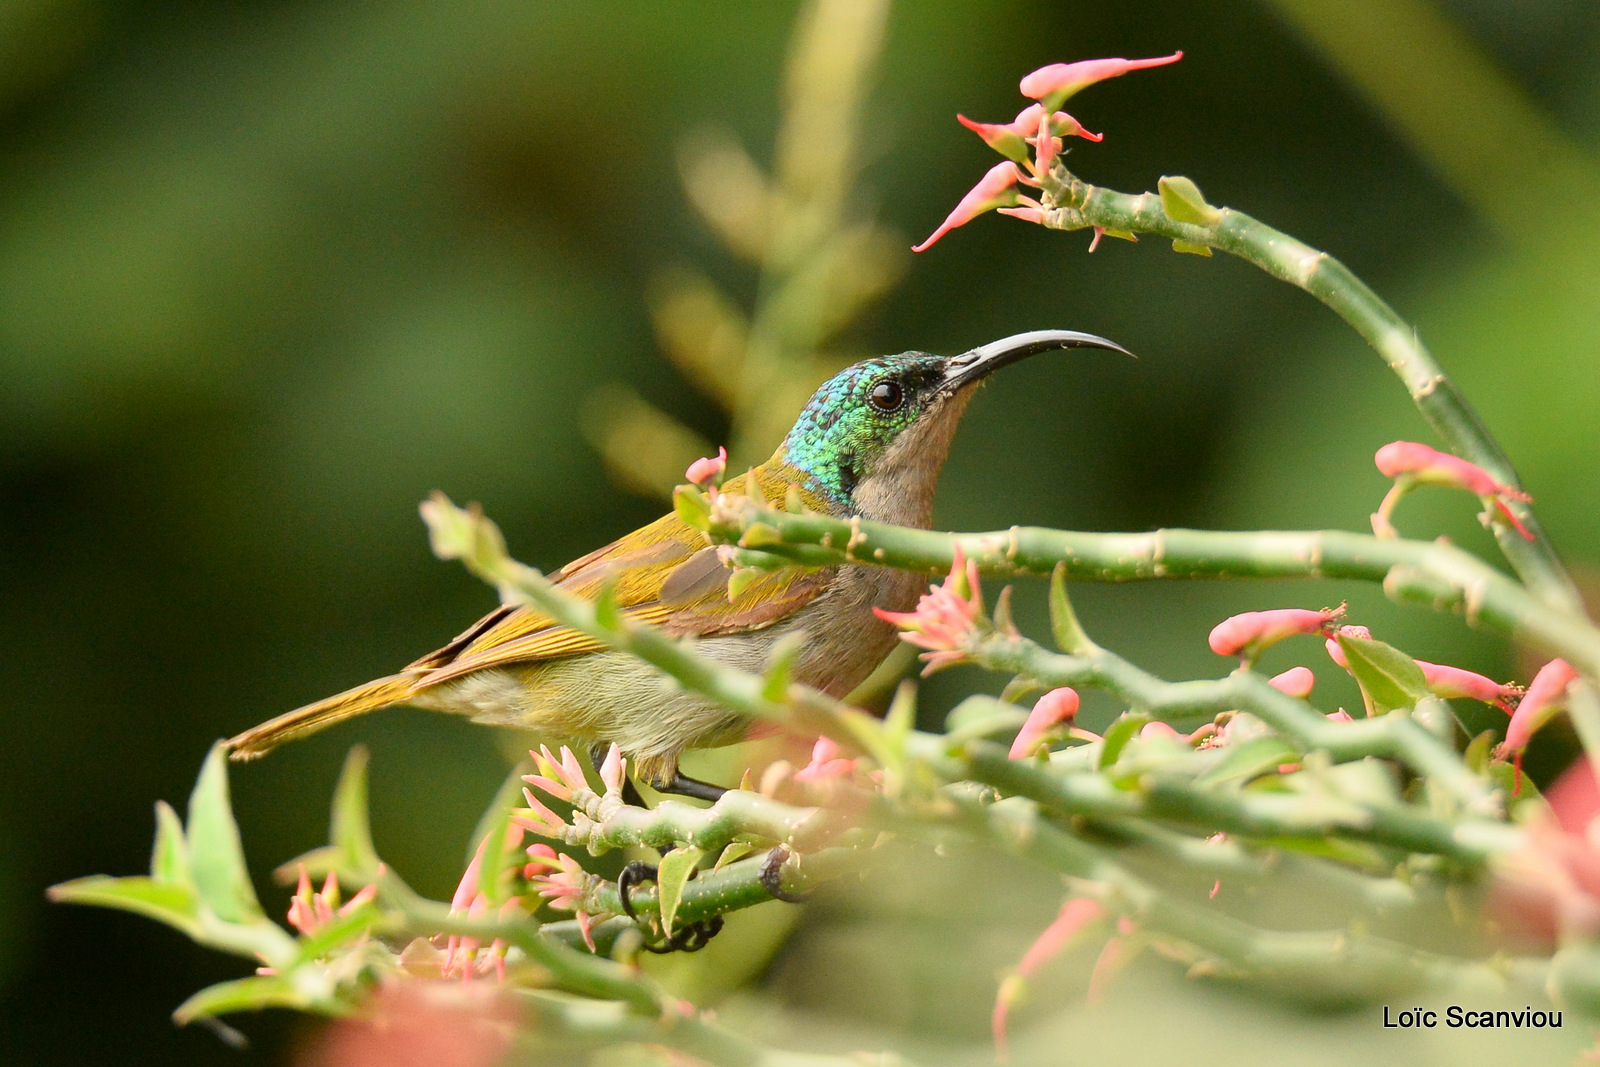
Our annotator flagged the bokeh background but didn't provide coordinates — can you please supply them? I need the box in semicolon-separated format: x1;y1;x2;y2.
3;0;1599;1063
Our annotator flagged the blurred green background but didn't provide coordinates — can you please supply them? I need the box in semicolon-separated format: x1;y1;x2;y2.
3;0;1599;1063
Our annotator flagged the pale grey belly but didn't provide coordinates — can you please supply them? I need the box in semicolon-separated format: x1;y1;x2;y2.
412;561;924;777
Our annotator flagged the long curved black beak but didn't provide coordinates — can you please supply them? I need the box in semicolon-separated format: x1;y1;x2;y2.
940;329;1133;393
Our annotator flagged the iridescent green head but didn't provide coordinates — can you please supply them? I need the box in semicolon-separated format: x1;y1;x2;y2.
778;330;1129;521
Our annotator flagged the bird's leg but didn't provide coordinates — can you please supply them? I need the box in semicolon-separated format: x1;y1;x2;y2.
614;856;726;953
652;772;728;803
760;844;807;903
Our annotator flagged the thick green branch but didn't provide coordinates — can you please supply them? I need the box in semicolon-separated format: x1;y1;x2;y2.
706;499;1600;681
1036;169;1581;615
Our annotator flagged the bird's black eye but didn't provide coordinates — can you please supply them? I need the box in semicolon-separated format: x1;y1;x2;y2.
868;379;904;413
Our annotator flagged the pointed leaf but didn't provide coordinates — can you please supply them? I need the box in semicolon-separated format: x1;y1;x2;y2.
713;842;760;871
1195;737;1301;787
151;801;194;888
1464;729;1497;774
1336;633;1430;713
739;522;784;548
330;746;381;879
1171;240;1213;256
48;875;204;939
292;902;381;965
1049;565;1094;654
173;975;313;1025
1098;713;1151;770
655;846;705;939
942;695;1028;747
761;633;805;703
884;680;917;748
469;762;533;905
672;485;712;531
186;744;263;923
1158;175;1221;226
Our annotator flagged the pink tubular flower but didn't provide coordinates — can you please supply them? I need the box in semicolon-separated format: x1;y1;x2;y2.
1019;52;1183;111
993;897;1106;1062
685;446;727;488
1208;604;1345;662
1373;441;1534;540
957;105;1102;168
792;735;858;782
1415;660;1521;712
1490;755;1600;944
524;845;598;952
1499;659;1580;759
1010;687;1080;759
875;545;984;673
913;161;1036;252
1268;666;1316;699
1324;624;1372;668
286;865;378;939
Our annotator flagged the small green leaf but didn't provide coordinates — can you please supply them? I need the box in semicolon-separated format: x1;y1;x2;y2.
713;841;760;870
942;695;1028;747
186;744;263;924
1158;175;1222;226
1195;737;1302;786
173;975;313;1025
655;846;705;938
993;585;1018;636
884;680;917;748
1171;240;1213;256
1336;633;1430;713
1099;713;1152;769
761;633;805;703
1464;730;1497;774
151;801;194;888
1049;564;1094;653
330;747;381;879
48;875;204;939
292;901;381;965
727;567;763;601
593;581;621;629
672;485;712;531
740;522;784;548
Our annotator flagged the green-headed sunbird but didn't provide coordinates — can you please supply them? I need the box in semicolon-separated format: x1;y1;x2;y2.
225;330;1127;798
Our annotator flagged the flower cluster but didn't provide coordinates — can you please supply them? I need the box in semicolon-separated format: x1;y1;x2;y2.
914;53;1182;252
285;865;377;940
874;545;986;673
1371;440;1534;540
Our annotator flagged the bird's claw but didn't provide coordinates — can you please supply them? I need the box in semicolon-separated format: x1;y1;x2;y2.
615;859;725;953
760;844;807;903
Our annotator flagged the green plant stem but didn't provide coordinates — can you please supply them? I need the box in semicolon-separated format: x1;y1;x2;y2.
708;499;1600;681
970;631;1499;817
964;791;1547;999
930;738;1516;864
1036;168;1583;617
582;845;860;925
557;787;843;856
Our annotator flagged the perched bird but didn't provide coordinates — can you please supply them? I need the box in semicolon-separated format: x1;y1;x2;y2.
226;330;1127;797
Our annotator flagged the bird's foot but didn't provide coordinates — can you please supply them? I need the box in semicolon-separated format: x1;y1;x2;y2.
653;772;729;804
615;859;725;953
760;844;807;903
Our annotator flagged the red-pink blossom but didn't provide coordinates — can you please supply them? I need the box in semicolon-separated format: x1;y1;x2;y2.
1208;604;1345;661
1499;659;1579;758
793;735;858;782
1268;666;1315;699
913;161;1036;252
957;105;1103;168
1010;687;1080;759
1415;660;1521;712
1490;756;1600;943
875;545;984;673
993;897;1106;1061
1324;624;1372;668
1019;52;1183;110
1373;441;1534;540
286;865;378;939
685;446;727;488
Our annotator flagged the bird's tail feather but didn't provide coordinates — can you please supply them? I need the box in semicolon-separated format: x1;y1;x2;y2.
225;674;418;760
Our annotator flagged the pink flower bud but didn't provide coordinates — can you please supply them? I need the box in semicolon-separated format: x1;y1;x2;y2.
1324;624;1372;668
1415;660;1521;712
1019;52;1183;110
1048;111;1102;142
1374;441;1534;540
995;897;1106;1060
1267;666;1316;699
995;205;1046;224
1500;659;1579;757
913;161;1033;252
1208;604;1345;661
1009;687;1080;759
957;105;1044;165
685;446;728;487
